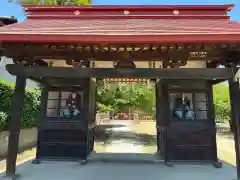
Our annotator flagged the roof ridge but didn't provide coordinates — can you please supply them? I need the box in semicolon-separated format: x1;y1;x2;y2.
24;4;234;11
24;4;234;20
27;15;230;20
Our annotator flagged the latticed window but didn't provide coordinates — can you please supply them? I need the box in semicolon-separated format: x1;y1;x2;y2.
46;91;83;118
169;92;208;120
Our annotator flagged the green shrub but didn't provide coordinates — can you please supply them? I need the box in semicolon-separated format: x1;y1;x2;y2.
0;111;8;131
0;79;40;131
213;82;231;123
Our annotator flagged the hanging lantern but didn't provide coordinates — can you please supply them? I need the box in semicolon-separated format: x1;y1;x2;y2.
104;77;148;83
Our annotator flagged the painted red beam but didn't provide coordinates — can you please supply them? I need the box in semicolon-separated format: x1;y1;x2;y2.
27;15;230;20
24;5;234;20
0;34;240;44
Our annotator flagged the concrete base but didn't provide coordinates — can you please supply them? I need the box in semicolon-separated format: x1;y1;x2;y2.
78;159;87;165
0;159;237;180
31;159;40;165
164;161;173;167
213;161;223;168
88;152;164;164
1;174;20;180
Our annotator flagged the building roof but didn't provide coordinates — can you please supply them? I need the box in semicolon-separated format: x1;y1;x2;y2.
0;16;17;26
0;5;239;44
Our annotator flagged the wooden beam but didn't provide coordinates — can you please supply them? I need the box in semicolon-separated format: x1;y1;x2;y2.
6;64;232;80
30;77;47;85
36;78;89;86
5;76;26;179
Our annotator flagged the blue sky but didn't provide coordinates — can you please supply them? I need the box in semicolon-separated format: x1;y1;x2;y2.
0;0;239;21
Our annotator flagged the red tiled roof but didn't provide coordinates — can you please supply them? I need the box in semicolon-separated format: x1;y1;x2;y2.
0;18;240;43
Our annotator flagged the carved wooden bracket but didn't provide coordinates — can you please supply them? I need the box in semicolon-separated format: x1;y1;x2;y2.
114;60;136;68
166;59;187;68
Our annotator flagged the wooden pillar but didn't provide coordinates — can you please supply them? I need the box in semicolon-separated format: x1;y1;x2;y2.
229;76;240;179
155;81;160;154
32;86;47;164
156;79;170;163
162;81;170;163
162;61;171;164
5;76;26;179
207;82;219;164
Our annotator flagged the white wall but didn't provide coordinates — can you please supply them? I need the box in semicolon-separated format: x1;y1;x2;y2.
0;57;39;89
0;128;37;157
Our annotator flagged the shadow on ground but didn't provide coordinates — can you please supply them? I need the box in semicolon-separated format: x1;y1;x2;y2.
95;124;156;146
216;126;233;140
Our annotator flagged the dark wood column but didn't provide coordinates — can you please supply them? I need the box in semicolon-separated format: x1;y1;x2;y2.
207;81;221;167
156;79;171;163
161;81;170;163
5;76;26;179
32;86;47;164
159;61;171;164
229;73;240;179
155;81;160;154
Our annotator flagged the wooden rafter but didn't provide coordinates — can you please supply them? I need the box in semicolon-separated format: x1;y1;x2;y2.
2;43;240;63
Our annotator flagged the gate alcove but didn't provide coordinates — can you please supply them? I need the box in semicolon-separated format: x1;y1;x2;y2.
157;80;217;162
36;78;96;161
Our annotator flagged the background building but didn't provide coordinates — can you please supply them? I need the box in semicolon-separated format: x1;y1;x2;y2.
0;16;38;88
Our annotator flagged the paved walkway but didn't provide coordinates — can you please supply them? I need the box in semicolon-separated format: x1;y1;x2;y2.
217;134;236;166
0;121;238;179
95;120;156;154
1;160;237;180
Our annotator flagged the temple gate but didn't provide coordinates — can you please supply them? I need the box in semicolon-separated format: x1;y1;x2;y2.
0;4;239;179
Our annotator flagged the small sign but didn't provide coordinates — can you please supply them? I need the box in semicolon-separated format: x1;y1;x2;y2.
190;51;208;58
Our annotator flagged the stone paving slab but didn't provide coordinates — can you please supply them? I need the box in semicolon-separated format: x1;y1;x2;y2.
88;153;162;164
0;160;236;180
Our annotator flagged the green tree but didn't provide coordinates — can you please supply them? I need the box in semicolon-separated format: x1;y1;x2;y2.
96;81;156;118
0;78;40;131
20;0;91;5
96;81;231;123
18;0;40;4
44;0;90;5
213;82;231;123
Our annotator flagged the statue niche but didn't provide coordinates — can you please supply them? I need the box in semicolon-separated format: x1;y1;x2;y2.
62;92;81;118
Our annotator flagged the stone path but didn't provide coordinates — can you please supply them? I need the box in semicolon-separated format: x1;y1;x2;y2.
217;133;236;166
94;120;156;154
1;160;237;180
0;121;238;179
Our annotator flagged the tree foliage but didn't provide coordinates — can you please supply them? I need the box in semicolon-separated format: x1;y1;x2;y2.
19;0;40;4
21;0;91;5
0;79;40;131
213;82;231;123
97;81;231;122
96;81;156;117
